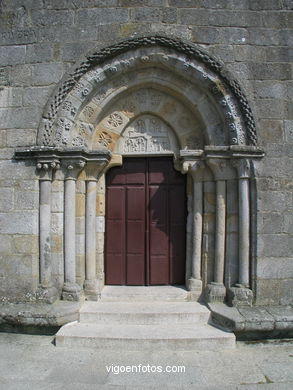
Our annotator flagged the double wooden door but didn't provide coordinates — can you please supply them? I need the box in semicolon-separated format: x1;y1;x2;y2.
105;157;186;285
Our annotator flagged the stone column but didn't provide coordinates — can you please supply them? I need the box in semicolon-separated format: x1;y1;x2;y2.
84;162;106;300
181;159;205;299
206;159;231;302
185;189;193;286
62;159;85;301
96;174;106;292
36;160;59;303
188;161;205;298
228;159;253;306
98;154;122;290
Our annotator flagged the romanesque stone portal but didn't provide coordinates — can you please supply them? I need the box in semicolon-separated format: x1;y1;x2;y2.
15;35;264;305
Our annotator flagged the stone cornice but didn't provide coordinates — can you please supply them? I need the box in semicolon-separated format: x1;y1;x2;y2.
14;147;112;164
179;146;264;162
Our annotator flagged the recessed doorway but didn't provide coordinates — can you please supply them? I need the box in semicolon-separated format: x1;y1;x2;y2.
105;157;186;285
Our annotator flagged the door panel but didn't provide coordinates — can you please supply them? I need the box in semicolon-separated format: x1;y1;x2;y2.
105;157;186;285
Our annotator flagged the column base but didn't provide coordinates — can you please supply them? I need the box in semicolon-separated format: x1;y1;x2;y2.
36;285;59;304
84;280;101;301
186;278;202;300
227;284;253;307
62;282;82;301
205;282;226;303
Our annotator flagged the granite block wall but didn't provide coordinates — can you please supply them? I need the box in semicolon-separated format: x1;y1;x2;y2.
0;0;292;304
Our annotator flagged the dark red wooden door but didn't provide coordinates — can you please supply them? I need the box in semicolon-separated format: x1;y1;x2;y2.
105;157;186;285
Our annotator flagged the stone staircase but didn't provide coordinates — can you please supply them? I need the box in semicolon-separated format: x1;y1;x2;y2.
55;286;235;351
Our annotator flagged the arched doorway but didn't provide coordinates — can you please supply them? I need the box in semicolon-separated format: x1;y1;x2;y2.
16;35;264;305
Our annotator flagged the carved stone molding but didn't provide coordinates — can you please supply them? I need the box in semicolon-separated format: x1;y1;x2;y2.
15;147;112;173
206;158;236;181
231;158;251;179
38;35;257;146
62;159;85;181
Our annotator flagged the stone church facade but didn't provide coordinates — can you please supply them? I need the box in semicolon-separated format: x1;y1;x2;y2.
0;1;292;337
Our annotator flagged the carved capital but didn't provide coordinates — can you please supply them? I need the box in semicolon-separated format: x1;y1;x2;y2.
206;158;235;180
231;158;251;179
84;160;108;181
62;159;86;180
182;160;206;182
104;153;123;173
36;159;60;180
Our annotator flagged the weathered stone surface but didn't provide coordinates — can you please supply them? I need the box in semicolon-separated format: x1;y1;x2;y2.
0;87;22;108
0;234;11;254
12;235;38;255
0;46;26;66
31;9;74;27
0;1;291;333
0;301;80;327
6;129;37;147
208;303;246;331
280;279;293;306
0;107;40;129
0;211;38;235
14;190;38;210
267;306;293;330
238;307;275;331
0;188;14;212
284;120;293;143
31;63;64;86
23;87;53;107
76;8;129;26
257;257;293;279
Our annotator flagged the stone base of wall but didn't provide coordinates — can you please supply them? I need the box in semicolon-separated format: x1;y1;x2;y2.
1;300;293;340
209;303;293;341
0;301;82;334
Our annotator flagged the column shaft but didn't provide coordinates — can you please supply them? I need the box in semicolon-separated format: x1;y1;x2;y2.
39;179;52;287
64;178;76;284
238;177;250;286
85;180;97;281
185;193;193;282
214;180;226;284
191;180;203;280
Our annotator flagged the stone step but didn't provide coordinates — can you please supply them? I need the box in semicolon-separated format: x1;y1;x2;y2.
55;322;236;351
100;285;189;302
79;302;210;325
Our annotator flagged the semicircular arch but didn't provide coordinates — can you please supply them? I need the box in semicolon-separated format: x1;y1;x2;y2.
37;35;257;149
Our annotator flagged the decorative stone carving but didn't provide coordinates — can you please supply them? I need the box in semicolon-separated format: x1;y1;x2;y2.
37;35;258;148
118;114;176;155
107;112;123;128
60;100;77;118
97;131;113;148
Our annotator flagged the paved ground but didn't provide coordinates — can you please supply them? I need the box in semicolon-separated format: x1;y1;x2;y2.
0;332;292;390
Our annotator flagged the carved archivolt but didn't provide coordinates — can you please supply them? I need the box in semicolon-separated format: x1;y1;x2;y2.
37;35;257;150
